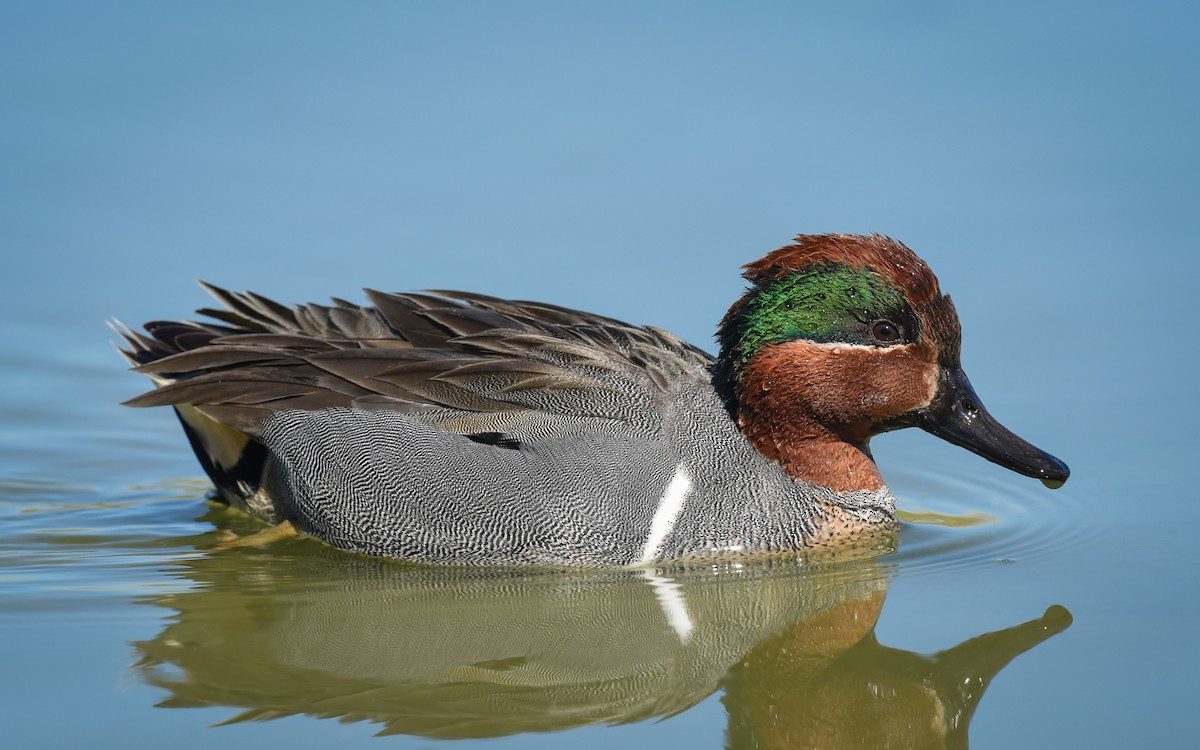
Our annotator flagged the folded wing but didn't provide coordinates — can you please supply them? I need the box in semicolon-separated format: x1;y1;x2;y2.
118;283;715;443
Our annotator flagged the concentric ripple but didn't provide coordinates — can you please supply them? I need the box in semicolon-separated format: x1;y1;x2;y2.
885;459;1098;577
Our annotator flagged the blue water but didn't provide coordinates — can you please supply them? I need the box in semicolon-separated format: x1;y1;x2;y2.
2;2;1197;747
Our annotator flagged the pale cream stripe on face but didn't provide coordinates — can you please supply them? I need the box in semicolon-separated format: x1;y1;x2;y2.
639;463;692;564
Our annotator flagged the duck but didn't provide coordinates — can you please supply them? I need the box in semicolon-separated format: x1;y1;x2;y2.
116;233;1068;566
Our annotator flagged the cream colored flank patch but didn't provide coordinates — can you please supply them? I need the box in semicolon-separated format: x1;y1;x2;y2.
176;404;251;470
639;463;692;564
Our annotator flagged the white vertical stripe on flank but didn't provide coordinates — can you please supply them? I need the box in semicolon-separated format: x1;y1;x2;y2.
640;463;691;564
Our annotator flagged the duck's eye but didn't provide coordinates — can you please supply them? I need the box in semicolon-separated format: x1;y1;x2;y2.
870;320;902;345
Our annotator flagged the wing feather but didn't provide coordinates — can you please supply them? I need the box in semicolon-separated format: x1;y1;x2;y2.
117;283;716;439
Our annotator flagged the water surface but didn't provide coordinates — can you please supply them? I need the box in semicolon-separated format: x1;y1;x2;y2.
0;451;1089;748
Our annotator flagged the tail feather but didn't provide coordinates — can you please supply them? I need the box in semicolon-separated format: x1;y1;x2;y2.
111;303;273;517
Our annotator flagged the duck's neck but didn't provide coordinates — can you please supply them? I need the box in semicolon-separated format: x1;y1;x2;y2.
714;347;887;494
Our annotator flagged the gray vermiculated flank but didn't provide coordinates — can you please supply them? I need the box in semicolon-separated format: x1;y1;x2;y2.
260;386;895;566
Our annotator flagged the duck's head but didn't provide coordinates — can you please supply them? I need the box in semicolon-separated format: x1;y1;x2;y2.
714;233;1068;494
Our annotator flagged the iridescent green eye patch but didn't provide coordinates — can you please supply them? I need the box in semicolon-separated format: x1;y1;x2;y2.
735;263;912;364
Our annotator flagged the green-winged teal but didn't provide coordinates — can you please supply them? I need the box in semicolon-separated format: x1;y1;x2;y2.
117;233;1068;565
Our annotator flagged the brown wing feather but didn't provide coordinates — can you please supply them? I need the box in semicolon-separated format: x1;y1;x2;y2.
117;282;715;437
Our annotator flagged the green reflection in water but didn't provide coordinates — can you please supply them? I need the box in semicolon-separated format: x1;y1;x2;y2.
897;507;994;528
132;530;1070;747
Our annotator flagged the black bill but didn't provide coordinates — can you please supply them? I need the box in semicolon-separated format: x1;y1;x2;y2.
917;368;1070;488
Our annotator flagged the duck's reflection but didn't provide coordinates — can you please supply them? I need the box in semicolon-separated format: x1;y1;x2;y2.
134;535;1069;747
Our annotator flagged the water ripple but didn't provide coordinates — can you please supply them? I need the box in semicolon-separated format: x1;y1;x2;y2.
887;461;1098;577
